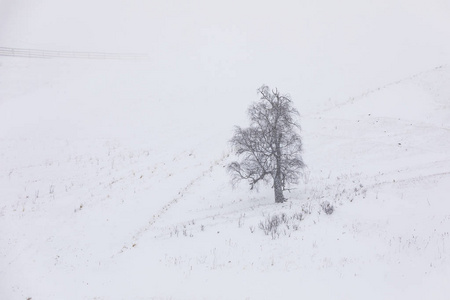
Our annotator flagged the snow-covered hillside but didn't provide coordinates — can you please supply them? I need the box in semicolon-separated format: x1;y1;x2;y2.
1;57;449;300
1;1;450;299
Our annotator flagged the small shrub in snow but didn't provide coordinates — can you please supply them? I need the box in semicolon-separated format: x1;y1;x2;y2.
301;202;312;215
292;212;303;221
259;215;280;234
321;201;334;215
259;215;281;238
258;212;304;239
280;213;288;223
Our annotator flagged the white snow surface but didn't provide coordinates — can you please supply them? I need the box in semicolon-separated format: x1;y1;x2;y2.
1;1;450;299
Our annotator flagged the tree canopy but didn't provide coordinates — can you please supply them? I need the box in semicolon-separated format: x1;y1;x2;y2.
228;85;305;203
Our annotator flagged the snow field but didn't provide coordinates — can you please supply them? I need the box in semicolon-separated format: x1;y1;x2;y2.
0;56;450;299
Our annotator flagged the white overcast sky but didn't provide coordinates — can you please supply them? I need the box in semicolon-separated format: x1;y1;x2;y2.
1;0;450;109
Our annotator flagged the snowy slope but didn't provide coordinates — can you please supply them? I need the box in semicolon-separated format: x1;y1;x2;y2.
2;1;450;299
1;58;449;300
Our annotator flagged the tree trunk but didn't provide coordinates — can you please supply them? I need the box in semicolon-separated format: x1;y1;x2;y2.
274;132;284;203
274;172;284;203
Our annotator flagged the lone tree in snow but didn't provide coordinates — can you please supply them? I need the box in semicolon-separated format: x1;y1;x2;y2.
228;85;305;203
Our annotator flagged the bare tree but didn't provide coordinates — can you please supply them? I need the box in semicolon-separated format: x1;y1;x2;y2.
228;85;305;203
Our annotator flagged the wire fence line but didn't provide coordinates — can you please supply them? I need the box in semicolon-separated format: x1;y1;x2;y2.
0;47;148;60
